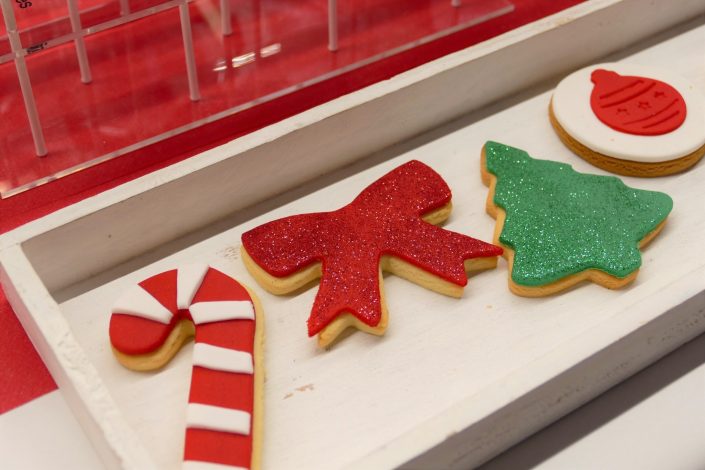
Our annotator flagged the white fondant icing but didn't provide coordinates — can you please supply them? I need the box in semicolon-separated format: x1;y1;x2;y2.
190;301;255;324
186;403;251;435
183;461;248;470
111;284;173;324
552;62;705;162
192;343;253;374
178;264;211;309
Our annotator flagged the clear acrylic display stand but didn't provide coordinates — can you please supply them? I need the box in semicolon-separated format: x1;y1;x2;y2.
0;0;513;197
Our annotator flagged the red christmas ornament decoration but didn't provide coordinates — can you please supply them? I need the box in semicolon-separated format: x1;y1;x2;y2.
590;69;687;136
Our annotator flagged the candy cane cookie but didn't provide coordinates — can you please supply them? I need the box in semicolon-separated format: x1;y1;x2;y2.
109;265;264;470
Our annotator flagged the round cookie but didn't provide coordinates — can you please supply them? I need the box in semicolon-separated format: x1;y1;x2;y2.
550;62;705;177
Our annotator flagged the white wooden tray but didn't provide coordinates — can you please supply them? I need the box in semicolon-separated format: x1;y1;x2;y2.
2;1;705;469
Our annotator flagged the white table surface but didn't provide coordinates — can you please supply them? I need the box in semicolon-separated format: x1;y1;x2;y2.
481;332;705;470
1;332;703;469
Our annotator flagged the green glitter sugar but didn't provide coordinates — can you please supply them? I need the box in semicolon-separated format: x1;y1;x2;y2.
483;141;673;287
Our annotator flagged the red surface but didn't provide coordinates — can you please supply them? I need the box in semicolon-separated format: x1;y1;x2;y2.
1;0;513;193
0;0;583;414
590;69;687;135
0;298;57;412
242;160;502;336
110;267;258;467
0;0;180;53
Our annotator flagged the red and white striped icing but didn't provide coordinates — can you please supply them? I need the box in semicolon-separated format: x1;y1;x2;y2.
109;265;260;470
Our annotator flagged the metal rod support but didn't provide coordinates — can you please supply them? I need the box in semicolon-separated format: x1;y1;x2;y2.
66;0;92;83
1;0;47;156
119;0;130;15
328;0;338;52
178;2;201;101
220;0;232;35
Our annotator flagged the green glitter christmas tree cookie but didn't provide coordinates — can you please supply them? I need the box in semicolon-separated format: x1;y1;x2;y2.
481;141;673;297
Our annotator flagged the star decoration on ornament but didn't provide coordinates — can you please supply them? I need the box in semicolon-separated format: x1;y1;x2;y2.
638;100;651;109
241;160;502;347
481;141;673;296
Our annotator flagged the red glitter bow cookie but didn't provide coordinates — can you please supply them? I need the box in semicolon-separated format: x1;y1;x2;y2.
241;160;502;347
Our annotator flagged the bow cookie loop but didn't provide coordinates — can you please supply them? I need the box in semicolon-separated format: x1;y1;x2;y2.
241;160;502;347
350;160;453;217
